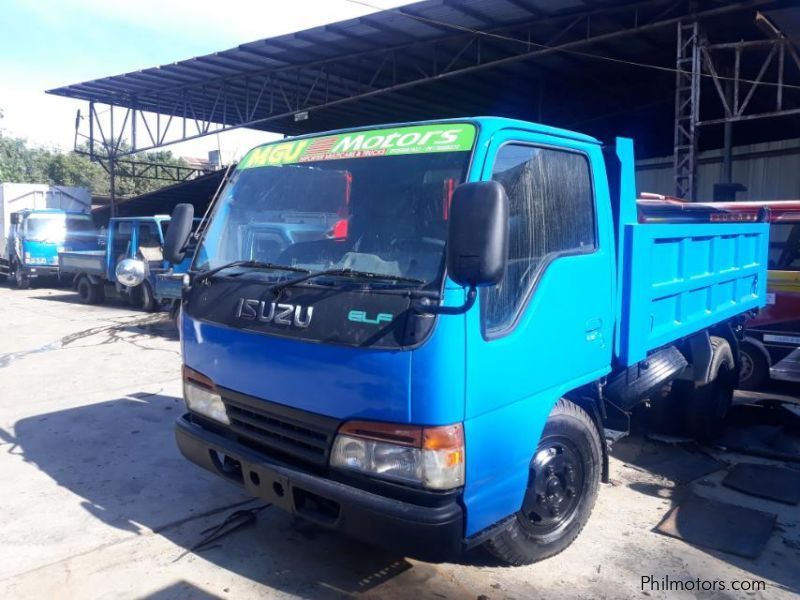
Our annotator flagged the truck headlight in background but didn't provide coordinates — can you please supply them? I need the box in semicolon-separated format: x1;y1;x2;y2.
182;366;229;425
24;254;47;265
330;421;464;490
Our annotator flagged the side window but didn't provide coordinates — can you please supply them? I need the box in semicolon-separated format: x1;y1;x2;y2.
483;144;597;334
137;222;160;248
112;222;133;259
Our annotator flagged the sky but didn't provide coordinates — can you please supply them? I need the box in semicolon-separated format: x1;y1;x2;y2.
0;0;417;163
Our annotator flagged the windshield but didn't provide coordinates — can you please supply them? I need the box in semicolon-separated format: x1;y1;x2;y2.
195;123;476;287
66;215;98;239
24;213;96;243
24;214;66;242
769;223;800;271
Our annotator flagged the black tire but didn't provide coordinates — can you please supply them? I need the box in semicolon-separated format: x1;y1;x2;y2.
140;281;158;312
738;342;769;391
485;399;602;565
127;284;142;307
169;300;181;328
681;336;735;441
12;264;30;289
76;277;100;304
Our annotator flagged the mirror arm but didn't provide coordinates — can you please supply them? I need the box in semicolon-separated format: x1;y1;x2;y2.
414;286;476;315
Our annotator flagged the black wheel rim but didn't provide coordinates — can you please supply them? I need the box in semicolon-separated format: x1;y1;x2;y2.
739;353;754;383
520;437;586;535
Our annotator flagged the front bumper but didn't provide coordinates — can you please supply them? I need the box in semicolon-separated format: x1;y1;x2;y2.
175;414;464;561
21;265;59;277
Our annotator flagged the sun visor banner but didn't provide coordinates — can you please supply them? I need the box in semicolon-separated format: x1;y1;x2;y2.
238;123;476;169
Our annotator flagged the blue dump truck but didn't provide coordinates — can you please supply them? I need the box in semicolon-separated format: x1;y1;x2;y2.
0;184;97;288
164;118;769;564
59;215;194;310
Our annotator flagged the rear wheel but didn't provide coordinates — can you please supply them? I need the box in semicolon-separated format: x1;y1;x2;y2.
738;343;768;391
679;337;735;441
485;399;602;565
76;277;102;304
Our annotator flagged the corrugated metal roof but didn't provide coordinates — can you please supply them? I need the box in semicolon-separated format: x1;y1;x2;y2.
51;0;650;101
47;0;799;157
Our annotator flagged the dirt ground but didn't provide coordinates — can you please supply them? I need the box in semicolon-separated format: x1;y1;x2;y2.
0;284;798;599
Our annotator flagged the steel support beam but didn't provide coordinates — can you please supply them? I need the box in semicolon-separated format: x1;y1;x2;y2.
66;0;775;160
673;21;701;200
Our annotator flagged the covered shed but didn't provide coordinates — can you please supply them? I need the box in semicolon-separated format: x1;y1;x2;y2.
48;0;800;201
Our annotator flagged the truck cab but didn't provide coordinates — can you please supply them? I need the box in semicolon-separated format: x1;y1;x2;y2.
5;209;98;288
169;118;768;564
59;215;196;310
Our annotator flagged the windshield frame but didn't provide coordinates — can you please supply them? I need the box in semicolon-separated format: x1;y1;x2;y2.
190;120;480;293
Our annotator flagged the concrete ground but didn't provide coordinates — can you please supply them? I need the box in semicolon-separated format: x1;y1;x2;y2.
1;284;799;600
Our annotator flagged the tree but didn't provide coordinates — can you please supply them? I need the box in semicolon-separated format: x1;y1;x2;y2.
0;114;190;196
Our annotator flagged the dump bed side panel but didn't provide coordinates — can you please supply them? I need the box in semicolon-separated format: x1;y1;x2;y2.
58;250;107;275
617;222;769;365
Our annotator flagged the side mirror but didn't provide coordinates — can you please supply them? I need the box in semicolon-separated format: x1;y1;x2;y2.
416;181;509;316
447;180;509;288
10;213;19;225
163;204;195;265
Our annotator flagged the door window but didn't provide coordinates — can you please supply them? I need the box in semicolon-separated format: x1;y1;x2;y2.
112;222;133;260
137;222;164;264
483;144;597;335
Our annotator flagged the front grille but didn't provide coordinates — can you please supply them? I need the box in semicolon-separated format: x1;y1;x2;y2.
219;386;339;467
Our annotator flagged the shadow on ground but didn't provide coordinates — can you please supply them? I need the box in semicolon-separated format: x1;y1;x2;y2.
4;383;798;597
613;395;800;595
0;392;452;597
28;290;146;312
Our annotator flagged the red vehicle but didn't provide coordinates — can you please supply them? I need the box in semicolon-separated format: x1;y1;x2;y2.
639;196;800;389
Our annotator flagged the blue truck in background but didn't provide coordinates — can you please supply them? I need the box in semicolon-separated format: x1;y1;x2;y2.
163;118;769;564
59;215;194;310
0;184;98;289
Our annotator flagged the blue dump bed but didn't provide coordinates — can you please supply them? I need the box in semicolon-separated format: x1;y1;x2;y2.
617;223;769;365
614;139;769;366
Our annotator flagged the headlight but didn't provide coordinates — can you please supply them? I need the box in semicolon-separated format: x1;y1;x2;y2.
182;366;229;425
330;421;464;490
24;253;46;264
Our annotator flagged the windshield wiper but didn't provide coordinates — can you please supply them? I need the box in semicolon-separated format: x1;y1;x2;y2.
268;268;424;297
194;260;310;284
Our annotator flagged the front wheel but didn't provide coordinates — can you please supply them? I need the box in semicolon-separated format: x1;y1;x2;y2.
12;264;30;289
140;281;158;312
485;399;602;565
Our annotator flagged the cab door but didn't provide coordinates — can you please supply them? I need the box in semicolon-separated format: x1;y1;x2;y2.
462;129;616;536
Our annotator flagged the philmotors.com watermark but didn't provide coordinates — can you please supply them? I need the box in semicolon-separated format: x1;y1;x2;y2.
641;575;767;593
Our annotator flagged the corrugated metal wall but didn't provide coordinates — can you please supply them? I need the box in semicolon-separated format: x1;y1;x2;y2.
636;139;800;201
